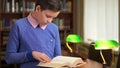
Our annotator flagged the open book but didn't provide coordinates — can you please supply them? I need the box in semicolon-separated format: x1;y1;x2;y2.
37;56;86;68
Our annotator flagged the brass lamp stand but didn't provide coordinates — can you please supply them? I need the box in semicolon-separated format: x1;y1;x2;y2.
100;50;107;68
94;40;119;68
65;34;82;56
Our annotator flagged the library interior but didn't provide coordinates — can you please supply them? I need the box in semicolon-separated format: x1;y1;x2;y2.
0;0;120;68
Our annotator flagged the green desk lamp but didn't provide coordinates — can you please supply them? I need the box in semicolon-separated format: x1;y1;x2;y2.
94;40;119;68
65;34;82;56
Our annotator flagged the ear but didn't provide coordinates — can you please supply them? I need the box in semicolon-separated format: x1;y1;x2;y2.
35;5;41;12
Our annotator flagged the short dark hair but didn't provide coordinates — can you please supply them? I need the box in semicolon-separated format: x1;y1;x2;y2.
35;0;62;12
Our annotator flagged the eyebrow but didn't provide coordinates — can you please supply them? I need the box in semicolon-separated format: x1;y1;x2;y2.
46;14;52;18
46;14;56;18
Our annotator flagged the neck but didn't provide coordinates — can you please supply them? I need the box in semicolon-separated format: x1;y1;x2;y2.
31;12;37;21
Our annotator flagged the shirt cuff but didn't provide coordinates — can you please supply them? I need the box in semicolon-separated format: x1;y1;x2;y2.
26;51;34;61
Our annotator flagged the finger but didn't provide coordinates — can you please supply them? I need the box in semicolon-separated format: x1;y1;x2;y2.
42;55;51;62
39;57;47;63
39;57;48;63
40;53;51;62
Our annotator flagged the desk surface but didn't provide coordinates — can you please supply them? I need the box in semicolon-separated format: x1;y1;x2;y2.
77;59;110;68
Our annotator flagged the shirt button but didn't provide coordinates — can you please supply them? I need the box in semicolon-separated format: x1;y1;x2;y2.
50;39;53;42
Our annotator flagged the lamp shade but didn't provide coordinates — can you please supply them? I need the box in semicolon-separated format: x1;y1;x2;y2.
66;34;82;43
95;40;119;50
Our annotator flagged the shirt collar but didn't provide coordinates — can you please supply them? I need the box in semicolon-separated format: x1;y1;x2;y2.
27;13;47;30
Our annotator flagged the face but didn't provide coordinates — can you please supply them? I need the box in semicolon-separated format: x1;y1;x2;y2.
34;5;60;26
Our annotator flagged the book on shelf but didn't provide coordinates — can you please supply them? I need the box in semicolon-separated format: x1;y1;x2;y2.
53;18;65;30
5;0;10;13
26;1;35;12
12;0;15;12
1;18;17;30
0;20;2;30
2;0;23;13
61;0;72;12
37;56;86;68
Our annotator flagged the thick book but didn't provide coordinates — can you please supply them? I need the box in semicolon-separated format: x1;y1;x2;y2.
37;56;86;68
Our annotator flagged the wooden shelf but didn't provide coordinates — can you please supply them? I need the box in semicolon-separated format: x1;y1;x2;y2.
58;12;72;18
0;13;23;19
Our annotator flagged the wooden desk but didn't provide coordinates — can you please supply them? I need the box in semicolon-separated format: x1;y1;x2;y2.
77;59;110;68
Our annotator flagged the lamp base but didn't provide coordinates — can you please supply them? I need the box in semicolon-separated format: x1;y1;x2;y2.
103;64;107;68
70;52;74;56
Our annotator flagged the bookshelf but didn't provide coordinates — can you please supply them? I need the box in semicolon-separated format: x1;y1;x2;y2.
0;0;75;68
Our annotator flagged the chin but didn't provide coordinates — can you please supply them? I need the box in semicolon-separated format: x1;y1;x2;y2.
46;22;49;24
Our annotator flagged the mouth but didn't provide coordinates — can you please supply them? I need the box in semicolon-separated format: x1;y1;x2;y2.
46;22;50;24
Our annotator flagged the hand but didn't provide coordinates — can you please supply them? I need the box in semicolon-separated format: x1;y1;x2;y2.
32;51;52;63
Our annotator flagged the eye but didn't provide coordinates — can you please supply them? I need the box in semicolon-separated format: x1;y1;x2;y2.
46;14;52;18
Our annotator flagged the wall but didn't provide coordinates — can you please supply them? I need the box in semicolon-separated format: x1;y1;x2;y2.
83;0;119;43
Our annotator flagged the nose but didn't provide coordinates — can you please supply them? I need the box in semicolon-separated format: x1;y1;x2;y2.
48;18;53;23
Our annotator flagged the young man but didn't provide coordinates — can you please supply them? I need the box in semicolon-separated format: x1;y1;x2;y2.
5;0;62;68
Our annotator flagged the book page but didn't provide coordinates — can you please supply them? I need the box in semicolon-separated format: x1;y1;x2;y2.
51;56;84;67
37;56;85;68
